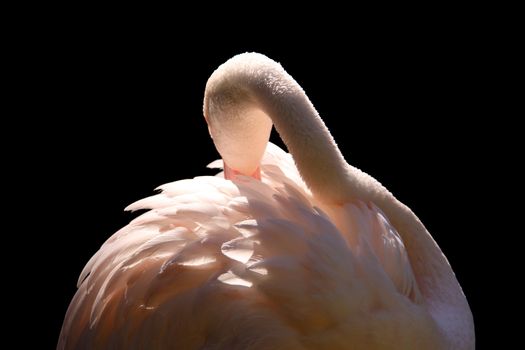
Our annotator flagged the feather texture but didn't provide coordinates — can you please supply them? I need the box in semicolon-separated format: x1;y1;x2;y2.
58;143;444;349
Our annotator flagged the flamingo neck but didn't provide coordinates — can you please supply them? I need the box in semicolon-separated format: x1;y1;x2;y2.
204;53;355;204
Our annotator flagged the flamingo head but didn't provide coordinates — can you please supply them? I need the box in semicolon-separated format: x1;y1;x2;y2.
204;66;273;180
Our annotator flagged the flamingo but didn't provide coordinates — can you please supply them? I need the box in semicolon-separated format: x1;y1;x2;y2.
58;53;474;349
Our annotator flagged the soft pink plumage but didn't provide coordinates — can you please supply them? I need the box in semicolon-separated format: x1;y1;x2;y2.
58;53;474;349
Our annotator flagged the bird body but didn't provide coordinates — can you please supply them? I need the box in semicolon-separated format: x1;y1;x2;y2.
58;53;474;349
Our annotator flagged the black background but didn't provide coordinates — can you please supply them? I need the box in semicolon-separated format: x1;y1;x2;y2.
13;14;501;349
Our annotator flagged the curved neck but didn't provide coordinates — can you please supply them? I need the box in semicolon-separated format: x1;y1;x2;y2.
204;53;353;203
255;70;353;203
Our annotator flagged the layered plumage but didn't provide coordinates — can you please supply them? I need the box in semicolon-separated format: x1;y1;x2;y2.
58;53;474;349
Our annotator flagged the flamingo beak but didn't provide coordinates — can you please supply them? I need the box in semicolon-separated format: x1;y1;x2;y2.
224;163;261;181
